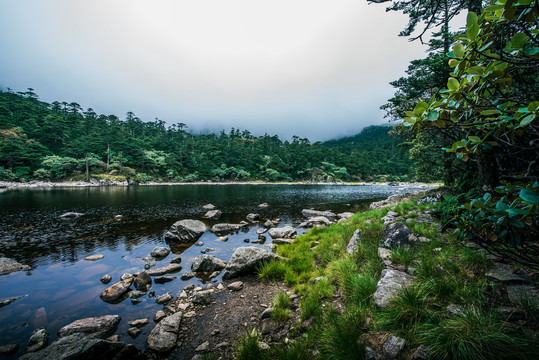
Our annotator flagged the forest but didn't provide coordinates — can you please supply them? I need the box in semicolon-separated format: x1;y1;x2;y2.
0;89;414;183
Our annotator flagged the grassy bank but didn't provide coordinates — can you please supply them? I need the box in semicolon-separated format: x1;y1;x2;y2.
230;195;537;359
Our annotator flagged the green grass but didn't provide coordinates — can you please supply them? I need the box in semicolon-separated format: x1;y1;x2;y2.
258;259;287;281
391;246;416;267
236;329;268;360
418;307;535;360
268;341;312;360
318;307;366;360
272;291;292;322
378;285;430;334
458;246;490;272
300;291;323;321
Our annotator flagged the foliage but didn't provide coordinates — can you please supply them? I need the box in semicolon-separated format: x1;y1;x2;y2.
318;307;366;360
236;329;268;360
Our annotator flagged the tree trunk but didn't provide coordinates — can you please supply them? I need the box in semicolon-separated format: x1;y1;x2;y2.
85;154;89;181
477;150;499;191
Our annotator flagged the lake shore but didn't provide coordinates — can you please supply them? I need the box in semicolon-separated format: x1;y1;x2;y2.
0;180;440;191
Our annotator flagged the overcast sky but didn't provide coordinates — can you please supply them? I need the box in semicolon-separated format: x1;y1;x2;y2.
0;0;430;141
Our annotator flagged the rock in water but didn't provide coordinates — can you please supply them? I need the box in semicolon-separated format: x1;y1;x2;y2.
145;263;182;276
205;210;222;219
202;204;216;210
222;247;280;279
150;246;170;258
59;212;84;219
268;226;297;239
84;254;104;261
0;294;26;309
191;255;227;272
165;219;206;243
133;271;152;290
100;278;133;301
346;229;361;254
19;333;144;360
0;257;30;274
246;213;260;222
25;329;49;353
57;315;121;338
146;311;183;353
301;209;338;220
211;223;245;235
380;222;419;249
373;269;414;307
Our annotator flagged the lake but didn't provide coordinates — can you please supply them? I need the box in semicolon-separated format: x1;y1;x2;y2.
0;183;429;356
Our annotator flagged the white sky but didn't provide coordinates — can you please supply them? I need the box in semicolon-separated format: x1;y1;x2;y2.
0;0;430;141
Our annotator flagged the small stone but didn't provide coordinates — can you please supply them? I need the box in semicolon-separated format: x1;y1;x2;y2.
170;257;182;264
244;239;250;243
0;344;19;355
211;329;220;336
144;263;155;270
128;318;149;328
184;284;195;291
227;281;244;291
156;293;173;304
120;273;133;281
446;304;465;317
128;290;146;299
154;276;176;284
154;310;166;322
184;311;196;318
486;264;525;283
181;272;196;280
84;254;104;261
260;308;273;319
150;246;170;258
131;298;142;305
106;335;120;342
217;283;225;290
179;291;188;299
258;341;270;350
195;341;210;353
25;328;49;353
127;327;142;338
218;236;228;242
178;303;189;311
411;345;430;360
192;290;211;305
365;346;384;360
195;242;204;246
215;341;229;348
209;271;221;278
100;275;112;284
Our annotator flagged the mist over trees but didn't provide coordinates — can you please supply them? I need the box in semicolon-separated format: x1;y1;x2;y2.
0;89;414;183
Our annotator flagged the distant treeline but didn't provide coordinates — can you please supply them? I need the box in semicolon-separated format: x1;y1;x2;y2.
0;88;414;182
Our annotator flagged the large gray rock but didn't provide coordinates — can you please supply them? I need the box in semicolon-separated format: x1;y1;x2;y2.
211;223;245;235
246;213;260;222
146;263;182;276
0;257;30;275
191;255;226;272
133;271;152;291
205;210;222;219
374;269;414;307
268;226;297;239
346;229;361;254
165;219;206;243
338;212;354;220
506;284;539;307
0;294;26;309
222;247;280;279
19;333;144;360
57;315;121;338
486;264;525;283
301;209;338;220
25;328;49;353
381;211;400;225
299;216;331;228
380;222;419;249
150;246;170;258
382;336;406;359
100;278;133;301
146;311;183;353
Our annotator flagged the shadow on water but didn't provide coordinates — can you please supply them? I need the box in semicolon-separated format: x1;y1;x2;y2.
0;184;427;357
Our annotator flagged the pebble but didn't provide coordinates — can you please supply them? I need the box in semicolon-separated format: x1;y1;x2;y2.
170;257;182;264
84;254;104;261
128;318;149;327
154;310;166;322
131;298;142;305
227;281;244;291
211;329;220;336
100;274;112;284
195;341;210;353
156;293;173;304
195;242;204;246
127;327;141;338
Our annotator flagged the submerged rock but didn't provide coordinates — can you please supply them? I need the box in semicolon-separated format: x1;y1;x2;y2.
373;269;414;307
165;219;207;243
19;333;144;360
246;213;260;222
211;223;246;235
146;311;183;353
100;278;133;301
25;328;49;353
222;247;280;279
134;271;152;290
59;212;84;219
301;209;338;220
202;204;216;210
205;210;222;219
0;294;26;309
57;315;121;338
84;254;104;261
150;246;170;258
299;216;332;228
146;263;182;276
0;257;30;275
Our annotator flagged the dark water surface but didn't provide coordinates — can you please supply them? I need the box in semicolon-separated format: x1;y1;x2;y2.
0;184;427;356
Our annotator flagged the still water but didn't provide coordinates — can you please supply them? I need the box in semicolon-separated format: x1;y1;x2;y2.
0;184;426;356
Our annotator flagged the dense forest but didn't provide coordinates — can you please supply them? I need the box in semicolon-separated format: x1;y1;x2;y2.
0;89;414;183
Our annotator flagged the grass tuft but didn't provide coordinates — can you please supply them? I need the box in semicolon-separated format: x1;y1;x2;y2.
319;307;366;360
378;285;430;334
258;259;287;281
391;246;416;267
236;329;268;360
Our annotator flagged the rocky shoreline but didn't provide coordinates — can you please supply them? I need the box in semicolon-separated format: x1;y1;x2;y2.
0;187;446;359
0;180;438;191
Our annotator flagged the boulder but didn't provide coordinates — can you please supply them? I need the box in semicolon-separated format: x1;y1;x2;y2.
338;212;354;220
57;315;121;338
191;255;226;272
19;333;144;360
506;284;539;307
181;272;196;280
59;212;84;219
263;220;274;228
205;210;222;219
150;246;170;258
147;311;183;353
486;264;525;283
380;222;419;249
192;290;212;305
128;318;149;328
272;238;293;245
133;271;152;290
165;219;206;243
222;247;280;279
211;223;245;235
25;328;49;353
373;269;414;307
0;257;30;275
146;263;182;276
301;209;338;220
246;213;260;222
382;336;406;359
346;229;361;254
100;278;133;301
299;216;331;228
268;226;297;239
